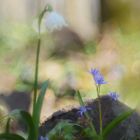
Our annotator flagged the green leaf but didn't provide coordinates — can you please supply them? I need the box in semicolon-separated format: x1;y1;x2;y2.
9;110;36;140
83;127;100;140
48;120;77;140
19;111;36;140
103;110;134;139
33;80;49;137
5;118;11;133
0;133;25;140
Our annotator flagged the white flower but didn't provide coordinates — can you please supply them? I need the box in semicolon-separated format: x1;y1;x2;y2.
45;11;67;32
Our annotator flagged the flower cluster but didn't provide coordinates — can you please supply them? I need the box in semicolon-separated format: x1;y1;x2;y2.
108;92;119;101
78;106;91;117
90;68;107;85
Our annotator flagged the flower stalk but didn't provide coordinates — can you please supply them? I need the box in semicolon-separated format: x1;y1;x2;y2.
33;4;52;117
96;85;103;136
90;68;107;138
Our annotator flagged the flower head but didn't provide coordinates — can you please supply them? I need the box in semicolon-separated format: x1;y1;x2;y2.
45;11;67;32
38;136;49;140
90;68;107;85
77;106;91;117
108;92;119;101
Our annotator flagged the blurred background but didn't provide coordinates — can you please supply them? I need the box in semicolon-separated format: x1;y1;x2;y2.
0;0;140;125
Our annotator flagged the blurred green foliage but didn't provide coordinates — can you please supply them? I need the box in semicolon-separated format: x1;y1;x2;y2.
0;2;140;108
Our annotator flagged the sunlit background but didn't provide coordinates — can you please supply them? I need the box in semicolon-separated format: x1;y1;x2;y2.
0;0;140;123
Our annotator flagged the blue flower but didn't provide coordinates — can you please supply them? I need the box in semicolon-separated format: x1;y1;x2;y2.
108;92;119;101
45;11;67;32
90;68;107;85
78;106;91;117
38;136;49;140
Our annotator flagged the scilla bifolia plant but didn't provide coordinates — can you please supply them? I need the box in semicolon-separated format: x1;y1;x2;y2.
77;68;134;140
0;4;66;140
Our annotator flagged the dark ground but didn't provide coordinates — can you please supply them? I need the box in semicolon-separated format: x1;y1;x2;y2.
40;95;140;140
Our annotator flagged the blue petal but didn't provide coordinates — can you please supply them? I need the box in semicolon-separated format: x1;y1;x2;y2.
90;68;107;85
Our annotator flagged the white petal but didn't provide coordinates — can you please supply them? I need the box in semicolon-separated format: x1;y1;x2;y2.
45;11;67;32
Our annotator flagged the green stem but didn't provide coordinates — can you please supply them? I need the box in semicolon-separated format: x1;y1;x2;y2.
32;5;48;116
33;12;41;116
96;85;103;136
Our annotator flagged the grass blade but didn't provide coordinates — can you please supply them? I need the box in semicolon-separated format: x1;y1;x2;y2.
19;111;36;140
33;80;49;137
103;110;134;139
5;118;11;133
0;133;25;140
8;110;36;140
